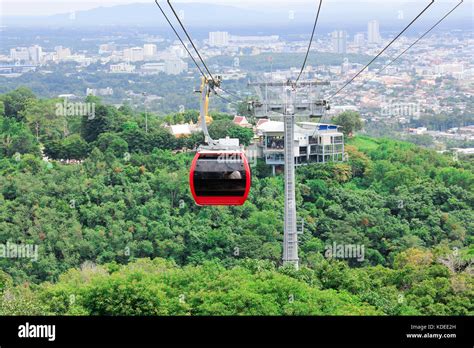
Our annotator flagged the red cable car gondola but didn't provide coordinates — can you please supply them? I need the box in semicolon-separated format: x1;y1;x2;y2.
190;150;251;206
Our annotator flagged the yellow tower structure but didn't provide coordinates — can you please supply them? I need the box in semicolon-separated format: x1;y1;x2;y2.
197;77;213;125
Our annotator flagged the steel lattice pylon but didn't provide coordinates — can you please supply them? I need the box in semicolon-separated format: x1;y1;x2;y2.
250;80;329;269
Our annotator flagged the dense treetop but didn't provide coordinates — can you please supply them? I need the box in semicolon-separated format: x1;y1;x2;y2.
0;89;472;315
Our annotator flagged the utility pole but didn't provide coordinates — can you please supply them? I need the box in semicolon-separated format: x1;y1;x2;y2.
142;92;148;133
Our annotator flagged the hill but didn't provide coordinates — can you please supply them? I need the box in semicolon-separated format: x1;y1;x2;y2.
2;1;472;32
0;89;472;315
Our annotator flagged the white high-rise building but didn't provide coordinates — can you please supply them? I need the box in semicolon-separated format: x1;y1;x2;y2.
209;31;229;46
124;47;144;62
55;46;71;60
10;47;30;61
170;45;187;58
368;20;382;44
143;44;157;58
28;45;43;64
164;58;188;75
353;33;365;47
331;30;347;54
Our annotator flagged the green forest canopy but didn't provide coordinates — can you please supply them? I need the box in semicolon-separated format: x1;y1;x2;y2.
0;88;472;315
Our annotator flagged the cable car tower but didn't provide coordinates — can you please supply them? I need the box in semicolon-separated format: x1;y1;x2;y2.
247;0;442;269
250;80;330;269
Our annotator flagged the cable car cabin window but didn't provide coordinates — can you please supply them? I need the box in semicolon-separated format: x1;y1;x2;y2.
194;154;247;197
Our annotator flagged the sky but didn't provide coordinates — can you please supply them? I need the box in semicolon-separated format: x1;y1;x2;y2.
2;0;472;16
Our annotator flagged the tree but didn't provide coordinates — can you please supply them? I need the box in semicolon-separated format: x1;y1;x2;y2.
345;145;372;178
333;111;363;137
0;116;39;157
237;99;254;117
227;126;254;146
20;99;62;141
208;119;253;146
95;132;128;157
62;134;89;160
81;104;111;143
1;87;36;121
208;119;235;139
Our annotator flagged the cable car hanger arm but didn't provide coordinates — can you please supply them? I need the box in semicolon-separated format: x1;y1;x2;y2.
199;77;216;145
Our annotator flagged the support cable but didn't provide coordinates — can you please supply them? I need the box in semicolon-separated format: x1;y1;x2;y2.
333;0;463;100
295;0;323;85
153;0;207;79
167;0;217;84
327;0;435;100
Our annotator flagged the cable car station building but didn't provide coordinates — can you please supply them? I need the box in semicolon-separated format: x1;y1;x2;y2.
255;120;344;173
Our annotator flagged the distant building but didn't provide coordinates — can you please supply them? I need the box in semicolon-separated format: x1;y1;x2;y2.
55;46;71;60
99;43;116;54
407;127;427;135
62;54;94;66
452;148;474;155
327;105;359;116
331;31;347;54
86;87;114;96
164;58;187;75
209;31;229;46
140;62;165;74
435;63;464;79
10;47;30;61
124;47;144;62
28;45;42;64
219;69;247;80
169;45;187;58
353;33;365;47
169;124;195;137
256;121;345;173
143;44;157;58
232;115;251;128
256;119;270;128
110;63;135;73
10;45;44;64
458;125;474;135
368;20;382;44
229;35;279;45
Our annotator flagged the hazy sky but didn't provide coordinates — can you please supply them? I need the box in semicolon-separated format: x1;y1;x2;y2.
2;0;471;16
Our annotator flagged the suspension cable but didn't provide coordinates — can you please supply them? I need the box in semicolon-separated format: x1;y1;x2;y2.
153;0;207;79
375;0;463;78
327;0;435;100
332;0;463;100
167;0;217;84
214;92;237;105
295;0;323;85
218;86;242;101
